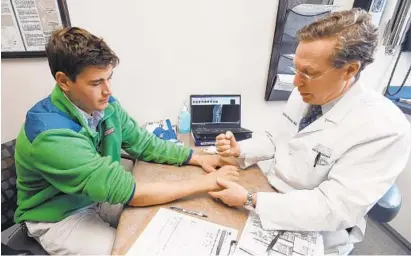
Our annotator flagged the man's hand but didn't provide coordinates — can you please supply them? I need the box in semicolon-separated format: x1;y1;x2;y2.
189;154;232;173
216;131;241;157
208;178;248;207
204;166;240;191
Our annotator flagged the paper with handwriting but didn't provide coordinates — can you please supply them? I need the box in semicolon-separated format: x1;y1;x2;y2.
127;208;238;256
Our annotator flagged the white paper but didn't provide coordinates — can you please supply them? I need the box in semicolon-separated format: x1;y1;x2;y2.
274;74;295;92
127;208;238;256
10;0;63;51
292;4;341;15
234;212;324;256
1;0;25;51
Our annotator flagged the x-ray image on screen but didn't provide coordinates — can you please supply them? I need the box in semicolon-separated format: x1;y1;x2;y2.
191;96;240;125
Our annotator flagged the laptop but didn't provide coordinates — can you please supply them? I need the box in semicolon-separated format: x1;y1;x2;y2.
190;94;253;145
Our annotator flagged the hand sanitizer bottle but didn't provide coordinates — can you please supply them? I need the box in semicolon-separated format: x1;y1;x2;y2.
178;102;191;134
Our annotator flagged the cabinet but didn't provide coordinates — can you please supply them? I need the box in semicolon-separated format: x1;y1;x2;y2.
265;0;336;101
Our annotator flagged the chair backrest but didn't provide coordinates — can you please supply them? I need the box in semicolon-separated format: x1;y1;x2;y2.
368;184;402;223
1;139;18;231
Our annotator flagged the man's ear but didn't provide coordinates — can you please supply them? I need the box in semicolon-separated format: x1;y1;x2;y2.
344;61;361;81
55;72;72;92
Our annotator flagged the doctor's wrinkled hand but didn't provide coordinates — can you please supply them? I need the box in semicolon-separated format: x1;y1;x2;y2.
208;178;249;207
205;165;240;191
216;131;241;157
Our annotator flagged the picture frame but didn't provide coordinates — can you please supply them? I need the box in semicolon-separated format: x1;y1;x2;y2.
1;0;71;59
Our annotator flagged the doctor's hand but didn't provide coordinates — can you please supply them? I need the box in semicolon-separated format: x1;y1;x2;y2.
216;131;241;157
205;165;240;191
208;178;248;207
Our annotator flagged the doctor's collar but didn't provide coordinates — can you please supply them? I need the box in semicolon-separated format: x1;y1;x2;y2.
320;81;364;124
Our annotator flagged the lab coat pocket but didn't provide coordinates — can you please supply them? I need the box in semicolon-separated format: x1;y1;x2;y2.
288;140;334;189
310;147;335;184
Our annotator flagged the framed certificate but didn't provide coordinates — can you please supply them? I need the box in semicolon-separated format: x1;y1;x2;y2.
1;0;71;59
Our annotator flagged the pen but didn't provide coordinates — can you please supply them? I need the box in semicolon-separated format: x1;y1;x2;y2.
266;230;285;253
170;206;208;218
216;230;226;256
313;152;321;167
227;240;237;256
239;247;255;255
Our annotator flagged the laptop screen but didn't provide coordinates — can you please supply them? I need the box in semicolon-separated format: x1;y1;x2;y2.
190;95;241;126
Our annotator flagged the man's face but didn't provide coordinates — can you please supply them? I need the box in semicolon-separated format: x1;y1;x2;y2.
293;39;355;105
58;65;113;114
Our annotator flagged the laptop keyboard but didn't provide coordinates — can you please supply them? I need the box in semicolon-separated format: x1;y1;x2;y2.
194;127;247;134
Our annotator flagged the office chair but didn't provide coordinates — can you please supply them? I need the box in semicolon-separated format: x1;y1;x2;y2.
1;139;137;255
368;184;402;223
1;140;47;255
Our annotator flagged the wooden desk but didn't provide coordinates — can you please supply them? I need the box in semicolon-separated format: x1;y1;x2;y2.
111;135;275;255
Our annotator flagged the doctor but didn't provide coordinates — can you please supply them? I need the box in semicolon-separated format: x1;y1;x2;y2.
209;8;411;255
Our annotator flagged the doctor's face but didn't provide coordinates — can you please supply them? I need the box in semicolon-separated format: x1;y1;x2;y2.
293;38;357;105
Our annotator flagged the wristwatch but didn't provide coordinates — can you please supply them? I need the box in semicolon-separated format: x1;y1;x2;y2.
243;191;255;210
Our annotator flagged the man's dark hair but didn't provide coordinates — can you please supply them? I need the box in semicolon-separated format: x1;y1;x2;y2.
45;27;119;81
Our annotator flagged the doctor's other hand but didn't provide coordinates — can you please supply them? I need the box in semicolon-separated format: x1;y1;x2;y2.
208;178;248;207
205;165;239;191
216;131;241;157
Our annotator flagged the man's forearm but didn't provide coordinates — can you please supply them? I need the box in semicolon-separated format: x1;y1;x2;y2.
127;177;210;207
188;153;239;167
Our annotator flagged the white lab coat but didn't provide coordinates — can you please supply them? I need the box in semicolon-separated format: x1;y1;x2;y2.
237;83;411;254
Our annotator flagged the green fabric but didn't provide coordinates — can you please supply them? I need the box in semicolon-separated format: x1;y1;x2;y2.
14;85;191;223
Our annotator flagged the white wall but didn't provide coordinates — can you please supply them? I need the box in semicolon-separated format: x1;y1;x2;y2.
1;0;411;242
1;58;54;142
1;0;285;142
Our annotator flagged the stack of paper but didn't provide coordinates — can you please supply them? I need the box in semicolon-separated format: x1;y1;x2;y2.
127;208;238;256
235;212;324;256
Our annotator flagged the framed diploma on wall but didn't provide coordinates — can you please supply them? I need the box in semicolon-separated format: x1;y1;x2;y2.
1;0;71;59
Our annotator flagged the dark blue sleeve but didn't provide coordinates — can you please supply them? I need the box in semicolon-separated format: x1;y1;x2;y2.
127;183;136;203
183;149;194;165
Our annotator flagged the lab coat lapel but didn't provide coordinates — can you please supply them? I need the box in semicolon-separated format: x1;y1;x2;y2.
297;82;366;135
283;89;309;130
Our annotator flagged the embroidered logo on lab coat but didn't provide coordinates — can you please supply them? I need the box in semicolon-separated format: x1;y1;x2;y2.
312;144;332;166
282;112;297;125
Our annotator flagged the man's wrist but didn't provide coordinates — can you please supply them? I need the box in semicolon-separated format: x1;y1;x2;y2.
197;175;213;191
183;149;194;165
187;152;201;166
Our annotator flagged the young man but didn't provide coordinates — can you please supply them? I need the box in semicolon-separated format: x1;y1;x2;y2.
211;9;410;255
14;27;239;255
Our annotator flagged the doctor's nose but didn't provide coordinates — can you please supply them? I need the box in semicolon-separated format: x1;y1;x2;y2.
293;75;305;88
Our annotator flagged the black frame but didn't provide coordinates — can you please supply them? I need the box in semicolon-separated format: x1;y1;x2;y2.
189;94;242;129
265;0;334;101
1;0;71;59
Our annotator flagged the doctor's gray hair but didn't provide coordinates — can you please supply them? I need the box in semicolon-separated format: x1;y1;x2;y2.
297;8;378;81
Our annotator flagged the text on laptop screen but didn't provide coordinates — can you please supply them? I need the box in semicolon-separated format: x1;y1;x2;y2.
191;96;241;125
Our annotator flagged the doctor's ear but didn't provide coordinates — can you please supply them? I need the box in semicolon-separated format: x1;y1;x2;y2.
343;61;361;81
